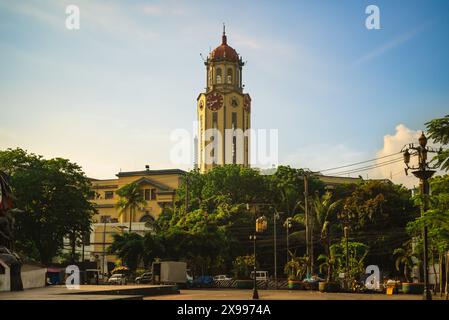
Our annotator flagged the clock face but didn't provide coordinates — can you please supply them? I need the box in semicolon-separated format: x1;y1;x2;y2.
231;96;239;107
206;92;223;111
243;95;251;112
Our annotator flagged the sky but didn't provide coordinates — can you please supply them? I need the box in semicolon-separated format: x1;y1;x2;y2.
0;0;448;187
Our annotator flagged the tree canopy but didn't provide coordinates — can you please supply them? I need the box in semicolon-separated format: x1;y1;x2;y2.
0;148;96;264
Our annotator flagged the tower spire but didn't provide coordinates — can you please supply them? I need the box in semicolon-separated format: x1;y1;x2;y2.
222;23;227;45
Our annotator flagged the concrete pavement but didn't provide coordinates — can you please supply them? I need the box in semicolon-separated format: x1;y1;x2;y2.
147;289;429;300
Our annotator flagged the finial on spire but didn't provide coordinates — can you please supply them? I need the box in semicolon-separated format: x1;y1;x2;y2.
221;23;227;45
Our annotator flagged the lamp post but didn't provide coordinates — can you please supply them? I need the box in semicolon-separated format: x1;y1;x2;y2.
247;203;267;300
402;131;439;300
273;210;282;290
249;233;258;299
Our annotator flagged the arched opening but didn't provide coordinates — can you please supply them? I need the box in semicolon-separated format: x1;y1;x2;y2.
227;68;233;84
216;67;222;84
140;214;154;223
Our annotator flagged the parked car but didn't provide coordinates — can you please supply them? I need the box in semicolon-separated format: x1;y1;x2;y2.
135;272;152;284
108;273;127;285
250;271;269;281
193;275;214;288
213;275;232;281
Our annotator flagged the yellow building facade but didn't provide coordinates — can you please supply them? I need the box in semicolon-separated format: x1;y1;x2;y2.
82;168;185;273
197;27;251;172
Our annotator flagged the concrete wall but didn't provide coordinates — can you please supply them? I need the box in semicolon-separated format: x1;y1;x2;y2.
21;267;47;289
0;260;11;292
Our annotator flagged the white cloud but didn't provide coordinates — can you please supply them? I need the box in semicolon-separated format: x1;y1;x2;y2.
371;124;441;188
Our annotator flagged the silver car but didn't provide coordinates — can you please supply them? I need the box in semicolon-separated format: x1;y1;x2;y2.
108;273;127;285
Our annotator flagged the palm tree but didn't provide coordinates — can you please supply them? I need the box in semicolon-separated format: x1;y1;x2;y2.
317;245;340;282
284;250;309;280
115;183;146;232
393;247;419;283
292;191;342;272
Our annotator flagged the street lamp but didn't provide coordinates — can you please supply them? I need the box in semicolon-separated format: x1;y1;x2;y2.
273;209;283;290
402;131;440;300
247;203;268;300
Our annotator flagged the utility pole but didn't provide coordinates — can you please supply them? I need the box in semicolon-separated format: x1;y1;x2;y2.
402;132;439;300
304;172;310;275
101;215;111;277
273;210;280;290
185;173;189;214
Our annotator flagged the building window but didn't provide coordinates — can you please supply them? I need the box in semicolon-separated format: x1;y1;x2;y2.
104;191;113;199
227;68;233;84
208;68;212;86
151;189;157;200
232;112;237;129
216;67;222;84
144;189;151;201
212;112;218;128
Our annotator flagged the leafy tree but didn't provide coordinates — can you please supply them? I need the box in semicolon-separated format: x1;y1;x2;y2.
331;240;369;283
342;180;417;269
393;246;419;283
269;166;324;217
115;182;146;232
0;148;96;264
317;244;340;282
284;251;309;280
407;174;449;293
108;232;144;272
232;255;255;279
426;114;449;171
142;233;165;268
292;191;342;269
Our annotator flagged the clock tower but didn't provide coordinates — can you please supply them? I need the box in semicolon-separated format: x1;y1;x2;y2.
197;27;251;172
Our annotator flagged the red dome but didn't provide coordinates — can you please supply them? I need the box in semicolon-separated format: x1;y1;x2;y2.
210;32;239;62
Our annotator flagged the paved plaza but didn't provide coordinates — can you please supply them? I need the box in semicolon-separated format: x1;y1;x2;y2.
146;289;431;300
0;285;175;300
2;285;445;300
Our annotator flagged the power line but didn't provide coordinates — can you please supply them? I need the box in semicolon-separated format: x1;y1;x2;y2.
317;152;402;173
328;156;405;176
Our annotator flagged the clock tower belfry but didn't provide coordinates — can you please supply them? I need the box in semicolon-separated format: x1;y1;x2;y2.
197;26;251;172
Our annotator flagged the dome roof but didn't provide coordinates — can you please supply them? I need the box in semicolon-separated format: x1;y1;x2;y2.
210;30;239;62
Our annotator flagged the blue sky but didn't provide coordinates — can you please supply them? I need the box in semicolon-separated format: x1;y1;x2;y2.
0;0;448;183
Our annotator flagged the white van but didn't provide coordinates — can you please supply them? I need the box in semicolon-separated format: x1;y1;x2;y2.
250;271;269;281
